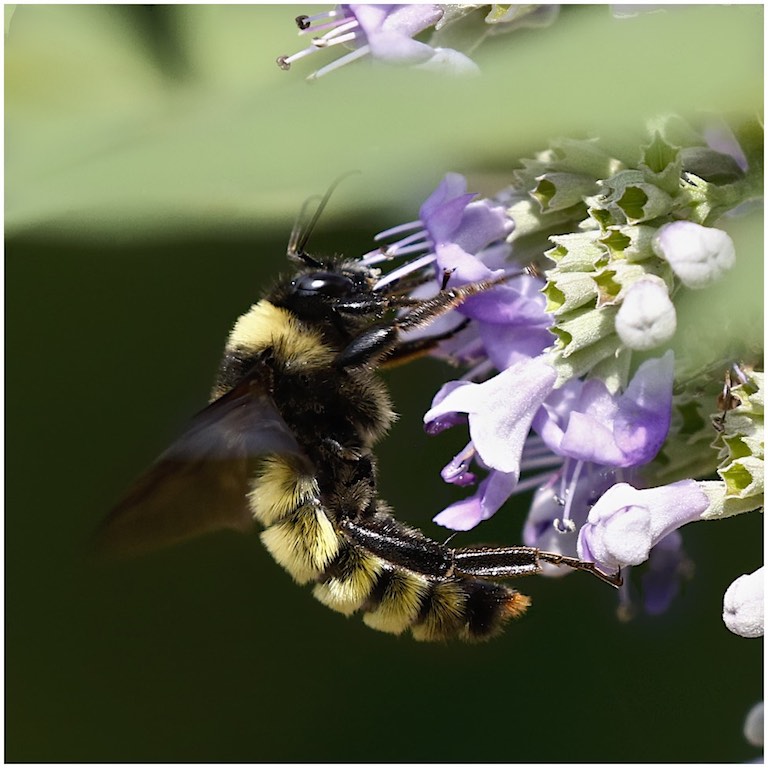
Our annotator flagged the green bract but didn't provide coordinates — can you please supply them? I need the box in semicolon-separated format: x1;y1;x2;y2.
505;117;761;393
704;371;765;519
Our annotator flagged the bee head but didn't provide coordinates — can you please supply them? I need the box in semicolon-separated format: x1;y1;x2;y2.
291;270;358;299
285;262;377;310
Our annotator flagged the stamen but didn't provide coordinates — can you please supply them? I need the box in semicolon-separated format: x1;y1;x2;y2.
513;470;565;496
296;9;340;33
519;454;564;472
276;45;317;69
375;220;423;241
521;440;558;460
359;249;393;266
553;459;584;534
312;30;358;49
383;229;430;253
318;18;360;42
553;517;576;534
297;9;338;28
461;359;494;382
373;253;435;290
308;44;371;81
442;443;478;485
382;241;433;258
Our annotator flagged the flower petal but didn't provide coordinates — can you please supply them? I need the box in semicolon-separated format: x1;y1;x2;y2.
723;566;764;638
433;469;517;530
424;358;557;474
577;480;709;570
653;221;736;289
615;278;677;350
613;350;674;464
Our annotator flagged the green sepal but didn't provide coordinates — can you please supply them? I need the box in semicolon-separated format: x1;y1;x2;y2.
506;197;583;240
588;346;632;393
720;456;764;500
698;480;762;520
600;224;656;262
551;304;618;357
532;172;597;212
545;231;606;272
592;170;675;225
593;269;622;306
639;132;683;196
542;272;598;314
546;332;621;386
548;138;625;179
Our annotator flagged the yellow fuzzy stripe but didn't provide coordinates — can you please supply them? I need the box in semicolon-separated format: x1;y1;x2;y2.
227;301;334;370
362;570;429;636
313;548;384;616
260;505;339;585
248;456;317;526
411;581;467;642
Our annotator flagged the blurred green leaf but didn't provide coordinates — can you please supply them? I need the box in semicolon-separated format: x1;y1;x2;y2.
5;4;763;240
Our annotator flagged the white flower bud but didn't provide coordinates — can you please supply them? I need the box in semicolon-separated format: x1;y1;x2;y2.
615;278;676;350
744;701;764;748
653;221;735;289
723;566;764;638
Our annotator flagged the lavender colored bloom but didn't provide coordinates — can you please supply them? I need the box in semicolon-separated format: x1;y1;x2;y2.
370;173;514;290
433;469;518;531
368;173;552;377
277;5;477;80
641;530;691;615
533;351;675;468
576;479;710;572
424;357;557;475
703;118;749;172
723;567;764;638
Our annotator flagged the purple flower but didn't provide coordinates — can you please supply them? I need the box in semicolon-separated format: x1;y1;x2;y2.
424;357;558;475
370;173;514;289
703;118;749;172
368;173;551;375
277;5;477;79
433;469;519;531
533;351;675;468
641;530;691;615
576;479;710;572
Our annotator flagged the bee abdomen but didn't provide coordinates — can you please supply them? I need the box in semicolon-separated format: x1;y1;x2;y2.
260;503;340;585
410;578;530;643
313;539;530;642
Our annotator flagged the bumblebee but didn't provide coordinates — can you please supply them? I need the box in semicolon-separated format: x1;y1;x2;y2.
99;187;620;642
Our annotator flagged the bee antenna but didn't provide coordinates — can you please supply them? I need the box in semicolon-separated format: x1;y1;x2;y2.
287;171;361;267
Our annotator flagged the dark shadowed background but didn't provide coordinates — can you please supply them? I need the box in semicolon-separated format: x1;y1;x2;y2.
6;5;763;762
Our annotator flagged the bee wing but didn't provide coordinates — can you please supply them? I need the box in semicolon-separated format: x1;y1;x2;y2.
96;377;309;559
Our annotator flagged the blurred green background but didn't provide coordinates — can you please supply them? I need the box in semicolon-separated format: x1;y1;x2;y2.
6;4;763;763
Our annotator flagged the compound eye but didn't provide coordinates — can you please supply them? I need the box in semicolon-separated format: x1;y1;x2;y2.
293;271;355;298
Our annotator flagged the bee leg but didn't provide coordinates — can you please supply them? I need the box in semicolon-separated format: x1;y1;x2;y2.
452;546;623;588
381;318;471;368
337;278;503;369
320;437;363;461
